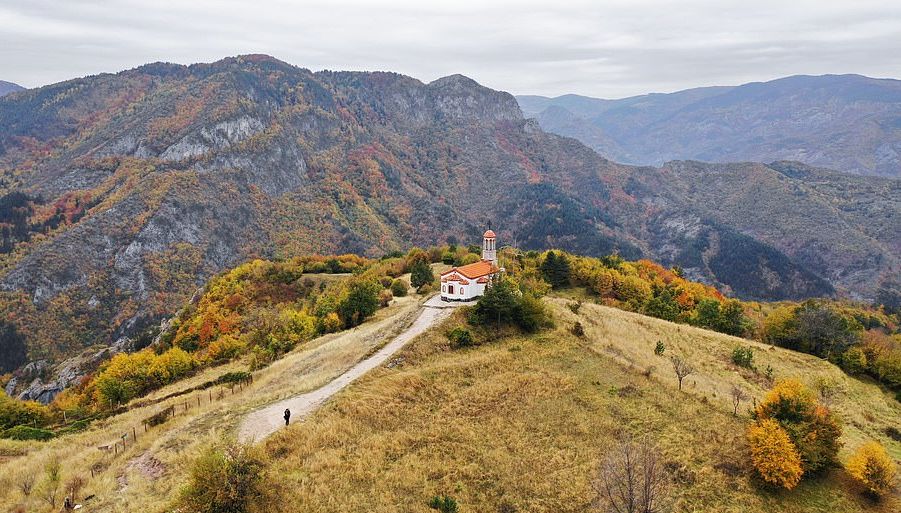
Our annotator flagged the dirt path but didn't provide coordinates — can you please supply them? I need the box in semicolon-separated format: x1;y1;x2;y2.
237;299;457;442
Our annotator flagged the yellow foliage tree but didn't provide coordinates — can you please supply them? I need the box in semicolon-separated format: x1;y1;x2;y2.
846;441;897;497
747;418;804;489
755;378;842;474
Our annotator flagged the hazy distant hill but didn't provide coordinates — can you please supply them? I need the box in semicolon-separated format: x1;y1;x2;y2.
518;74;901;178
0;80;24;97
0;57;896;374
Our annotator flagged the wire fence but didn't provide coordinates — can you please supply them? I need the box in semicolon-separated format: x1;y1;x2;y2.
89;377;253;477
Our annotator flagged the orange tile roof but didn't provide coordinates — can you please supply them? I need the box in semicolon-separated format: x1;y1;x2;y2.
441;260;498;279
483;229;496;238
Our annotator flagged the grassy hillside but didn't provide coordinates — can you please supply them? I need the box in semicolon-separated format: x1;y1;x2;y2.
258;298;900;512
0;289;425;512
0;290;898;511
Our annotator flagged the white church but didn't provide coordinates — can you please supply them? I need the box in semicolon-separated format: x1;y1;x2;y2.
440;229;502;301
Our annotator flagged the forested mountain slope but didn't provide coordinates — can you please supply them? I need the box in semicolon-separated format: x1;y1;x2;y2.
0;56;895;380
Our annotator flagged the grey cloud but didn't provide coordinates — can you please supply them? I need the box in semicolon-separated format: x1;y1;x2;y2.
1;0;900;98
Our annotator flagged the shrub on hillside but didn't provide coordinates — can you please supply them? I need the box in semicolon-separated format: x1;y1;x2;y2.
428;495;459;513
318;312;342;334
747;419;803;489
571;321;585;338
2;425;55;441
390;279;409;297
447;327;475;348
731;346;754;368
180;443;270;513
846;441;897;497
469;279;551;333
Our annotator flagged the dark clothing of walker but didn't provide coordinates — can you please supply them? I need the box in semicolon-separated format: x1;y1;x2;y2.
284;408;291;426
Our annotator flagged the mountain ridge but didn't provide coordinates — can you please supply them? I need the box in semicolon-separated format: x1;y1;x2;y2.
0;80;24;97
518;74;901;177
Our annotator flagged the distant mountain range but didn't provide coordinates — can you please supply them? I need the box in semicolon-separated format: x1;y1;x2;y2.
0;57;897;376
0;80;24;97
518;74;901;178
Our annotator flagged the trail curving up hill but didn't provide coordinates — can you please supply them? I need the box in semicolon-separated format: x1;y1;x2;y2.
237;296;460;442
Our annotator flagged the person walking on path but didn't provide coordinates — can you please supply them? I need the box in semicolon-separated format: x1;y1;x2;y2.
283;408;291;426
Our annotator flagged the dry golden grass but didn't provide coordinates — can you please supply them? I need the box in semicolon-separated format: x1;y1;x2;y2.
0;294;424;512
550;298;901;461
258;298;900;513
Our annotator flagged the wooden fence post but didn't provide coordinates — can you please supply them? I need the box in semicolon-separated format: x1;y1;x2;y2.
133;427;137;442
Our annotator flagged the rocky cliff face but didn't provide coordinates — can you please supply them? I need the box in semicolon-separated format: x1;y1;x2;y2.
0;56;893;401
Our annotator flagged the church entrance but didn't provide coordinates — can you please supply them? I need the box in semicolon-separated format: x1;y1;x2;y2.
448;284;455;295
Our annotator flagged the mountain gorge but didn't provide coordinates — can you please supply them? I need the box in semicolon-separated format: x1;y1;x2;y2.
519;74;901;178
0;56;897;396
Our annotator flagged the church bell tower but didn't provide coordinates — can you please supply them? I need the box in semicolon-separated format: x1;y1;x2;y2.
482;226;497;266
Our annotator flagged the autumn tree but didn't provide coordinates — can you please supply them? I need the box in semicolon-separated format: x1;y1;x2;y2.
669;355;694;391
753;379;842;476
644;286;681;322
747;419;803;489
846;441;897;497
596;436;671;513
336;279;381;328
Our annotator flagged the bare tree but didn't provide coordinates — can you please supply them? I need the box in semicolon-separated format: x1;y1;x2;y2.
669;356;694;391
65;475;86;503
596;436;671;513
19;472;36;497
729;385;749;415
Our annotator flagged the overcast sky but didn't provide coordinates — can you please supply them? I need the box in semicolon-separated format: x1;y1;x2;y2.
2;0;901;98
